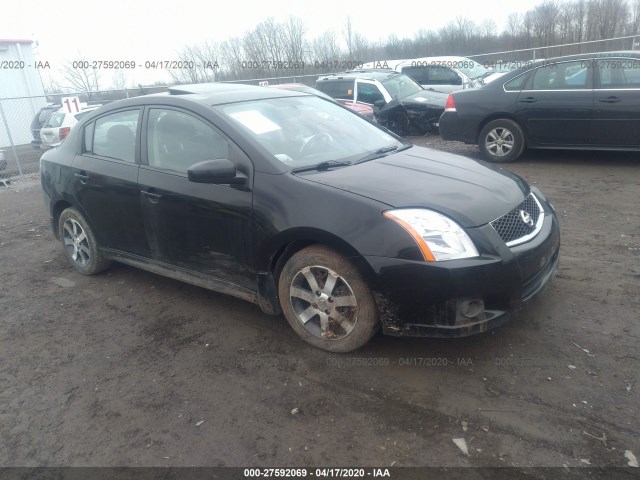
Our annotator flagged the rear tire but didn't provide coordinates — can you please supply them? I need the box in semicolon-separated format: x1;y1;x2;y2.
478;118;525;163
278;245;379;353
58;207;111;275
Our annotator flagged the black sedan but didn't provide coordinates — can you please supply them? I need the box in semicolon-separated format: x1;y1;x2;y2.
41;83;560;352
439;51;640;162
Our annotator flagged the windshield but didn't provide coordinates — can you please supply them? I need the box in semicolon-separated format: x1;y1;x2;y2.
458;61;489;80
45;113;65;128
218;96;402;170
38;108;56;122
381;74;422;99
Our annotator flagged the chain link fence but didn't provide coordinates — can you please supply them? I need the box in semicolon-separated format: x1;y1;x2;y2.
468;35;638;70
1;36;637;181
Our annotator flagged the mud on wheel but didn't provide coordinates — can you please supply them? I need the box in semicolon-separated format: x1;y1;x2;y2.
278;245;379;352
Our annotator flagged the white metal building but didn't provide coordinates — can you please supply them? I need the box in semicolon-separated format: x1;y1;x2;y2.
0;39;48;148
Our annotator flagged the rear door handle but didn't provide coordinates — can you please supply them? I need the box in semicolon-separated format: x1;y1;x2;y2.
74;171;89;183
598;96;621;103
519;97;537;103
141;190;162;203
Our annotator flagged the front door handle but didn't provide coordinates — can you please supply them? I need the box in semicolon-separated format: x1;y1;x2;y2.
598;96;621;103
519;97;537;103
74;171;89;183
141;190;162;203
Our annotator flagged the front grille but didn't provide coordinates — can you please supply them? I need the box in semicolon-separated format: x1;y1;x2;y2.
491;193;543;246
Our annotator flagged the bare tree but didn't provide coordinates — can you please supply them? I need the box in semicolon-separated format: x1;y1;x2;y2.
629;0;640;34
481;19;497;38
587;0;628;39
628;0;640;35
281;16;307;68
344;17;354;58
506;13;522;38
220;37;244;79
531;1;560;46
243;18;286;76
61;56;100;97
312;31;342;64
42;71;64;95
167;0;640;85
112;70;128;90
169;41;221;84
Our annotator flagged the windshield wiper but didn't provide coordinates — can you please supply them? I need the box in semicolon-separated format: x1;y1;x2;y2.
353;144;412;165
292;160;352;173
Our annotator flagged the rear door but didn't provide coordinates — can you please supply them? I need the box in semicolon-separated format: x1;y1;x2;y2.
71;108;149;256
137;107;255;289
517;59;593;146
590;56;640;147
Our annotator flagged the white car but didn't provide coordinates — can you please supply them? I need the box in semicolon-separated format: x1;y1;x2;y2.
364;56;499;93
39;106;101;150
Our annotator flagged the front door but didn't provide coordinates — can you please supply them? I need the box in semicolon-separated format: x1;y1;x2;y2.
137;107;255;290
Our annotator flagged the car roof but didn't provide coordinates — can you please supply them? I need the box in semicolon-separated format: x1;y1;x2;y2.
401;56;474;63
70;83;315;124
500;50;640;77
267;83;336;101
166;82;309;105
316;70;403;82
516;50;640;67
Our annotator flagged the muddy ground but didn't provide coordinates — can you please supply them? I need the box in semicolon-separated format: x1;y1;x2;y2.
0;138;638;469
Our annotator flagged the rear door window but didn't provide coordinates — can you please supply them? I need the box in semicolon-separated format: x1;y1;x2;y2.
596;58;640;88
504;73;529;91
46;113;65;128
88;110;140;162
316;80;355;100
531;61;589;90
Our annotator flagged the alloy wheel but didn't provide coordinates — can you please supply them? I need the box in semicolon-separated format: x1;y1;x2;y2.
289;265;358;340
485;127;515;157
62;218;91;266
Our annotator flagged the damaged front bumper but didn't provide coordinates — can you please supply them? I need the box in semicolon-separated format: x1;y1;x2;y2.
366;208;560;338
374;92;448;135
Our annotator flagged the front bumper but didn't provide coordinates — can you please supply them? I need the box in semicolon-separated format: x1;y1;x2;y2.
367;205;560;338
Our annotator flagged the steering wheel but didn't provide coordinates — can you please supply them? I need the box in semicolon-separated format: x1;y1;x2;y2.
299;132;334;156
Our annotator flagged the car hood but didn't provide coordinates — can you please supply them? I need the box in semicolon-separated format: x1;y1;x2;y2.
299;146;529;227
401;90;448;108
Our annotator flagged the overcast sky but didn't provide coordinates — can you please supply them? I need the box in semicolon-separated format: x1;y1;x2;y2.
5;0;545;87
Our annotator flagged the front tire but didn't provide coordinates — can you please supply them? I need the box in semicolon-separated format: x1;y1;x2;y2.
58;207;111;275
278;245;379;353
478;119;525;163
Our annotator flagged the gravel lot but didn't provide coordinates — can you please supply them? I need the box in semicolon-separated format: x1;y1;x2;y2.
0;139;638;470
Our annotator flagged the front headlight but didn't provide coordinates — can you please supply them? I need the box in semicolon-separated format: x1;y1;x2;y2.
384;209;479;261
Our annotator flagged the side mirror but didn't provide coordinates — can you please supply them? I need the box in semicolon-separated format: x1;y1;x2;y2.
187;159;247;185
374;99;386;109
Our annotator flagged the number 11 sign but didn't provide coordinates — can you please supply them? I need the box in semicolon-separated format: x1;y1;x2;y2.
61;97;81;114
